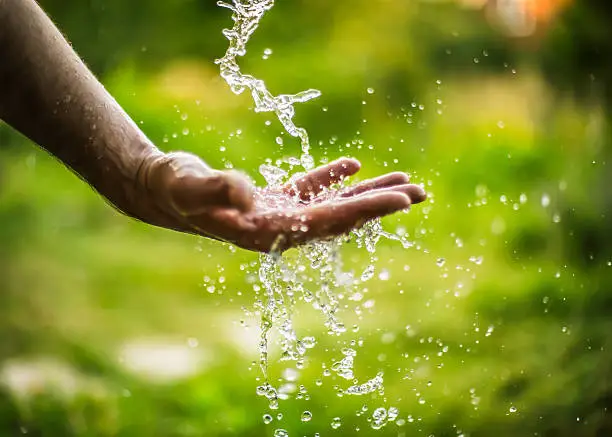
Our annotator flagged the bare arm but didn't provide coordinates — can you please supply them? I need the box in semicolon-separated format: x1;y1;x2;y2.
0;0;157;218
0;0;426;252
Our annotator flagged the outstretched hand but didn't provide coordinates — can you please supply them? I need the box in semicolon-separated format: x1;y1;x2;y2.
135;152;426;252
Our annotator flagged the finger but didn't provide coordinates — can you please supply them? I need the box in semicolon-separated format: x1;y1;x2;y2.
285;157;361;201
356;183;427;205
147;153;255;215
339;172;409;197
303;192;411;237
405;184;427;204
169;170;255;215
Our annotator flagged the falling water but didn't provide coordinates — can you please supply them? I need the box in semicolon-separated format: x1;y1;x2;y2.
215;0;319;170
216;0;416;432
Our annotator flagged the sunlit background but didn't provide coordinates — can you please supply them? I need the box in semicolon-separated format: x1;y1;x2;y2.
2;0;612;436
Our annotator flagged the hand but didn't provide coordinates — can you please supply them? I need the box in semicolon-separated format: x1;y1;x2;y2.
135;151;426;252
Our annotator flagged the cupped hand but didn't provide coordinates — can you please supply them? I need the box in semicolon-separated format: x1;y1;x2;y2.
136;151;426;252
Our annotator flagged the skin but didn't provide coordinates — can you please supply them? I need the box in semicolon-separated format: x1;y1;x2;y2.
0;0;426;253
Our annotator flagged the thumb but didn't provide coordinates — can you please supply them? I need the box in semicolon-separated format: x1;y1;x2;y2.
169;169;255;215
146;152;255;216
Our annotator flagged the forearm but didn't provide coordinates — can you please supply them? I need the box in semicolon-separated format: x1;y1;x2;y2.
0;0;160;216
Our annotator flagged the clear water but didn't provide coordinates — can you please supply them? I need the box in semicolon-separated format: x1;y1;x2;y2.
215;0;319;170
216;0;416;433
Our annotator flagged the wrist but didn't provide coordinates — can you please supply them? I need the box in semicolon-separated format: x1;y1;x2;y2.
122;145;173;226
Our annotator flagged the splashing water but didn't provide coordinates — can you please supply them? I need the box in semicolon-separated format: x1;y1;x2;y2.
215;0;419;431
215;0;319;170
253;223;389;411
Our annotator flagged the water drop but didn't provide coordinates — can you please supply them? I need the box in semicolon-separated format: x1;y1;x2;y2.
259;164;288;186
469;256;483;265
301;411;312;422
372;407;387;421
361;265;375;281
378;269;390;281
330;417;342;429
387;407;399;421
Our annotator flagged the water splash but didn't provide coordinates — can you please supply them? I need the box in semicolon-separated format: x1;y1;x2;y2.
216;0;410;431
344;372;385;396
215;0;320;169
253;220;387;412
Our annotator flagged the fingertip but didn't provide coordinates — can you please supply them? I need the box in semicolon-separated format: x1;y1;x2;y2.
390;192;412;210
387;172;410;185
334;157;361;175
408;185;427;204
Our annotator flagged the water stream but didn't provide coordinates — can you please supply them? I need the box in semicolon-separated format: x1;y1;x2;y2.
215;0;319;171
216;0;414;433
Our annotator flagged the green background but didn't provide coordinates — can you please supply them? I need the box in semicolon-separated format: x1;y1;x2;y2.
2;0;612;436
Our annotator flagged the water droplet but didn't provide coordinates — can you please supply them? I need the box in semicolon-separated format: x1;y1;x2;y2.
381;332;396;344
282;368;299;382
366;87;375;94
436;258;446;267
330;417;342;429
259;164;288;186
378;269;390;281
372;407;387;421
263;414;273;424
469;256;483;265
301;411;312;422
274;429;288;437
361;265;375;281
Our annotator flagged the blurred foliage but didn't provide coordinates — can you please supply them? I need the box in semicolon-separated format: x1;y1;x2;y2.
1;0;612;436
